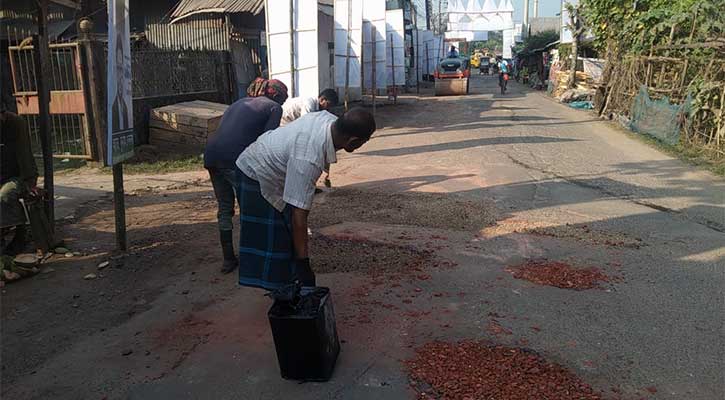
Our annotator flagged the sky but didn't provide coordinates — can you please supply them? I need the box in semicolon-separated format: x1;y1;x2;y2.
513;0;563;21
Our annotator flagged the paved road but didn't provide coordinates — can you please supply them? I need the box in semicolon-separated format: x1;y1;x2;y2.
4;75;723;400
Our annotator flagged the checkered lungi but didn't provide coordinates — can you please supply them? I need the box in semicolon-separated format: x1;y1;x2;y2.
237;171;300;290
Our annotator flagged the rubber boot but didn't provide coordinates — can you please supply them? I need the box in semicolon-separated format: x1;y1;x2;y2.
219;230;237;274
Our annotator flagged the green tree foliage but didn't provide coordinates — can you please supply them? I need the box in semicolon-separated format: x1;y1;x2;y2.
582;0;724;52
515;30;560;54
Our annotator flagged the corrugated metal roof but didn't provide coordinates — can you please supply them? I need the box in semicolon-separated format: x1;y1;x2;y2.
170;0;265;21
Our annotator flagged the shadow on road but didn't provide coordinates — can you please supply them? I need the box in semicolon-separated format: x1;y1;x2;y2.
361;136;579;157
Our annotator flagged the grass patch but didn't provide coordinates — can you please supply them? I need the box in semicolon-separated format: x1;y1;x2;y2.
99;155;204;175
607;121;725;177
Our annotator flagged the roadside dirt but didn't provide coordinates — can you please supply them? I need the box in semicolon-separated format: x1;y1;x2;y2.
310;188;498;231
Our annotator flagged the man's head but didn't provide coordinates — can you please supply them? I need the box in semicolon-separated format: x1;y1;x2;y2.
265;79;288;105
318;88;339;110
331;108;376;153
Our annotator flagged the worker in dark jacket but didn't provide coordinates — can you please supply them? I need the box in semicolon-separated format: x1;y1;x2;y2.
1;111;39;255
204;79;288;274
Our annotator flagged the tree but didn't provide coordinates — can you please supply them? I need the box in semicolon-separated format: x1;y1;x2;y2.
516;29;559;53
564;2;587;88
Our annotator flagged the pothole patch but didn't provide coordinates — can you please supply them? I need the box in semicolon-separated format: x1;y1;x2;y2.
310;233;432;274
311;188;497;231
406;341;605;400
505;259;613;290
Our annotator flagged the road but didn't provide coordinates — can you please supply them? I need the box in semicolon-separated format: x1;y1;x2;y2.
2;75;723;400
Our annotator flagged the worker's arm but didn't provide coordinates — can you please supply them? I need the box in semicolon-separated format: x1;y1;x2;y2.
282;158;322;258
290;206;310;259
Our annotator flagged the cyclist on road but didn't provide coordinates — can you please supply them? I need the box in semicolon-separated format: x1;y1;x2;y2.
497;56;510;94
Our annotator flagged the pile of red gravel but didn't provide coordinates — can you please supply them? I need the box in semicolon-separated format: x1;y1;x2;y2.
406;341;604;400
506;260;610;290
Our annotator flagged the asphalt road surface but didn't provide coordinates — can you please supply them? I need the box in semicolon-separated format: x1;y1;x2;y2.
2;74;723;400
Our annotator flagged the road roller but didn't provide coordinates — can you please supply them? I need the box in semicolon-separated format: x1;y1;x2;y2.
434;57;470;96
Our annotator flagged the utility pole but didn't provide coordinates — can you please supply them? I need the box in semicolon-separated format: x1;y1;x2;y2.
438;0;442;34
34;0;54;231
523;0;530;37
425;0;432;30
533;0;539;17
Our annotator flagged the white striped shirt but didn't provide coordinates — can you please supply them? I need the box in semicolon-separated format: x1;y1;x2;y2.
280;97;318;126
236;111;338;212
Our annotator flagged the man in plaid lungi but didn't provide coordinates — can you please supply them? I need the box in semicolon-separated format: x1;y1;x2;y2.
235;108;376;290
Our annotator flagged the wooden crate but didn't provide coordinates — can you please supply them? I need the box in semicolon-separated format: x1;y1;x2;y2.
149;100;228;154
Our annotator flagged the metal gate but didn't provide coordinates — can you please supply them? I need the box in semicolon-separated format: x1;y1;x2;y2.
8;41;93;159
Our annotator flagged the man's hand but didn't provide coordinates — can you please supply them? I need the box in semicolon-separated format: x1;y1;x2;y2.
295;258;316;287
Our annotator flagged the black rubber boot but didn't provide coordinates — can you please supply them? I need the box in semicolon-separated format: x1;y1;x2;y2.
219;230;238;274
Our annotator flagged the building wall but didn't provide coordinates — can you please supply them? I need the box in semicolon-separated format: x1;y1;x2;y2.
529;17;560;35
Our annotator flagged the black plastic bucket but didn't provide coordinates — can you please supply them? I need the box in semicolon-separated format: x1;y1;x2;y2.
268;286;340;381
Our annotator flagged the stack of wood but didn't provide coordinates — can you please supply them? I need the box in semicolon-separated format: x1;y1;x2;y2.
150;100;228;154
551;71;592;98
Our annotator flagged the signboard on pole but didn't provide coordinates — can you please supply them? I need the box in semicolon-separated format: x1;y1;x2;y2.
107;0;134;166
362;0;386;92
266;0;319;98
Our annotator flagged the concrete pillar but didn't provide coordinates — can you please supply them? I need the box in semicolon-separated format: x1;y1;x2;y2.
523;0;530;37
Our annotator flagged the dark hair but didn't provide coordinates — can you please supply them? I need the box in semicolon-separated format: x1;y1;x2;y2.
334;108;376;140
319;88;339;106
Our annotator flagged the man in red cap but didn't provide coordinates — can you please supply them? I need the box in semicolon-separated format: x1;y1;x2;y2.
204;79;288;274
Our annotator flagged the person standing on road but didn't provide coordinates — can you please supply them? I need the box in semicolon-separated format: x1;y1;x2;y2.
280;89;339;126
235;108;376;290
204;79;288;274
497;56;510;94
1;110;39;255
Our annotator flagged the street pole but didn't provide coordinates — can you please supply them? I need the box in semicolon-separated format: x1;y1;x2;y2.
523;0;530;37
344;0;352;111
34;0;54;231
288;0;296;97
113;163;127;250
390;33;396;104
371;25;377;114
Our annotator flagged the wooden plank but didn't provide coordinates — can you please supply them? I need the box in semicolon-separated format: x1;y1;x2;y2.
149;118;213;136
149;127;207;146
15;90;87;114
151;101;227;130
149;137;203;155
150;110;223;131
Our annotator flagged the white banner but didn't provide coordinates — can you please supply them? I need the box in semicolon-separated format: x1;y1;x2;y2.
447;0;514;36
385;9;405;87
334;0;363;99
266;0;319;98
362;0;386;91
416;30;434;79
107;0;134;166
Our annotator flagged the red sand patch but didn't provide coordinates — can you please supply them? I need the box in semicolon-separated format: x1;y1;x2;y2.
506;260;610;290
406;341;604;400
